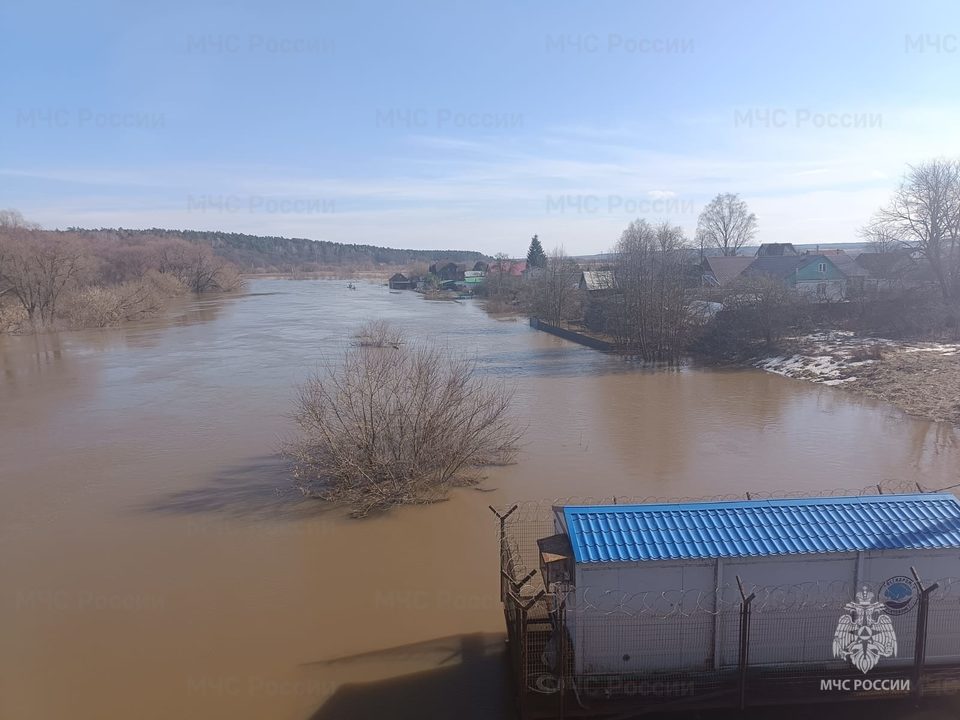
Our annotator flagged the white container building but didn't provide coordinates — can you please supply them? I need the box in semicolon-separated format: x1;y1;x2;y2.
537;494;960;676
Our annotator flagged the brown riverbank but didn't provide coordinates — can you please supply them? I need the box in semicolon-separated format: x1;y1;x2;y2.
755;332;960;426
850;349;960;426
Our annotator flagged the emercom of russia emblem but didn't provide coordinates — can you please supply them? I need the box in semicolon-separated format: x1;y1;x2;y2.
832;586;898;674
878;575;919;616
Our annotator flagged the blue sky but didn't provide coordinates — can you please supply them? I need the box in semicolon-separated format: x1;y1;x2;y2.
3;0;960;255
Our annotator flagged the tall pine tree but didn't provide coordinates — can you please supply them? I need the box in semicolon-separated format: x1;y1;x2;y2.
526;234;547;269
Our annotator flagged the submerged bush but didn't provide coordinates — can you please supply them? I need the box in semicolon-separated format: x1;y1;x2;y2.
62;272;186;328
353;319;403;348
284;323;522;516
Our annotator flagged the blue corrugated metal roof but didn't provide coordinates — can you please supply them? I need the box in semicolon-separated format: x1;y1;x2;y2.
562;494;960;564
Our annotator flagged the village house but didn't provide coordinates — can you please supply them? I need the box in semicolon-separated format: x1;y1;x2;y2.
577;270;616;294
428;262;463;283
577;270;618;332
854;249;939;294
818;248;870;296
743;253;847;301
463;269;486;287
701;245;860;300
487;259;527;277
701;256;755;287
388;272;414;290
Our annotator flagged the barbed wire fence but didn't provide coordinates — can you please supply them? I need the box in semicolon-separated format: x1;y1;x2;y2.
491;481;960;718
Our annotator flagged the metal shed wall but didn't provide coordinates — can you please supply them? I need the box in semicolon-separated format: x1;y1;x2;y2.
569;548;960;675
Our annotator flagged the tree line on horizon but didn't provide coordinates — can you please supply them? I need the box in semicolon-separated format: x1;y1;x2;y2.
66;227;488;273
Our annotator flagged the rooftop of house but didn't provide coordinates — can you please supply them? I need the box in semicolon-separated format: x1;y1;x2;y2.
744;254;842;279
821;249;870;277
855;251;916;276
580;270;616;291
561;494;960;564
489;259;528;276
756;243;799;257
702;256;755;286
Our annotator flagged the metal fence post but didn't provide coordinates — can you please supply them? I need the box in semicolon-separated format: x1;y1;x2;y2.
910;566;939;702
736;575;756;711
489;504;518;602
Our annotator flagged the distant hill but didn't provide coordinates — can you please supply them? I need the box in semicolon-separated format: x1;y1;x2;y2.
70;227;488;272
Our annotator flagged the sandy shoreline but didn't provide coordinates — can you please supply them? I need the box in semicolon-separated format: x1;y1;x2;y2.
756;331;960;426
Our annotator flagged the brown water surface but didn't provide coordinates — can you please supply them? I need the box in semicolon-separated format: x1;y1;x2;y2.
2;279;959;719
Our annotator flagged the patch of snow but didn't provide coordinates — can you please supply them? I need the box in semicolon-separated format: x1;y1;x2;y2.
755;352;851;383
902;342;960;355
757;332;958;388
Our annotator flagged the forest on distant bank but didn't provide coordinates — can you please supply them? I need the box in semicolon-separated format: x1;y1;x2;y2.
1;211;489;333
67;227;488;272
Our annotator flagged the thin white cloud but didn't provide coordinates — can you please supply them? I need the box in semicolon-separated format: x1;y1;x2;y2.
8;104;960;254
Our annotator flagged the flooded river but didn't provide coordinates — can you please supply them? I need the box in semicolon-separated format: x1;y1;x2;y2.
2;278;959;719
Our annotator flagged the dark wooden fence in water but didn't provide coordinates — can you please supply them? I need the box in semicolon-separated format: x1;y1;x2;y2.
528;318;612;352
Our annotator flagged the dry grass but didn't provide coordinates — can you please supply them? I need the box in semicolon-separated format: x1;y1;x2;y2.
847;344;887;363
848;350;960;425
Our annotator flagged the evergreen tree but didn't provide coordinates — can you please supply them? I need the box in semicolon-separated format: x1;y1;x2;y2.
526;234;547;269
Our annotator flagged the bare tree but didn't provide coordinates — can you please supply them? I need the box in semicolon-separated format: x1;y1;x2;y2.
870;159;960;300
480;253;523;313
696;193;758;256
723;275;804;348
284;323;522;516
154;239;242;293
0;210;38;299
858;218;903;254
611;220;693;362
0;229;88;326
491;251;511;297
0;209;40;230
526;246;582;325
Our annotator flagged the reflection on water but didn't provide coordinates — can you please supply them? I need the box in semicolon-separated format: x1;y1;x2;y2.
2;278;960;720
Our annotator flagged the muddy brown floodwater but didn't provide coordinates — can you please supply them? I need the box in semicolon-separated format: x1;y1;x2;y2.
2;278;960;720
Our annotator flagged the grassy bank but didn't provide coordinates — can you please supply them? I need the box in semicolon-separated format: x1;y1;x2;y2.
755;331;960;425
